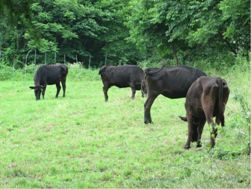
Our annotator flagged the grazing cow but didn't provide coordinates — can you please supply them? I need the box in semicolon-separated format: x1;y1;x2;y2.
179;76;230;149
99;65;144;101
30;64;68;100
144;66;206;124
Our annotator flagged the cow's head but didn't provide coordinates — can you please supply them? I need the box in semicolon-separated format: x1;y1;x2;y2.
29;85;45;100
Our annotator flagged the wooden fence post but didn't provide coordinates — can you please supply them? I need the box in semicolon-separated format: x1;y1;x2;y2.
105;53;107;65
54;52;57;63
88;55;92;69
34;49;37;64
76;54;78;63
44;52;47;64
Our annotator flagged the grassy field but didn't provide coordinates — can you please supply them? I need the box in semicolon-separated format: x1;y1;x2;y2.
0;64;250;188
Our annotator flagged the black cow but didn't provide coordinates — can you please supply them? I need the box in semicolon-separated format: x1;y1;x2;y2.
99;65;144;101
144;66;206;124
179;76;230;149
30;64;68;100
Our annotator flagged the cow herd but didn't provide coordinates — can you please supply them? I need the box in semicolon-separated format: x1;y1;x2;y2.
30;63;230;149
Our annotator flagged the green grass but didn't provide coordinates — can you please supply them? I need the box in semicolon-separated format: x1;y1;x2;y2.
0;64;250;188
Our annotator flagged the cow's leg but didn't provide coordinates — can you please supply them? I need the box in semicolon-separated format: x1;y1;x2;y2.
184;114;193;149
201;87;218;148
202;86;217;125
103;84;110;102
205;109;218;148
205;111;217;148
196;118;206;148
210;123;217;148
42;86;46;99
131;85;136;99
141;90;144;98
61;79;66;97
141;80;147;98
144;94;158;124
56;83;61;98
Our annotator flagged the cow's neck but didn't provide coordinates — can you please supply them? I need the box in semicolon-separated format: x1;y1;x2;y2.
34;74;42;86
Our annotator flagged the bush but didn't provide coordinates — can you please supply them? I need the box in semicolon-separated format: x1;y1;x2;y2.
0;64;14;80
0;62;101;81
67;64;100;81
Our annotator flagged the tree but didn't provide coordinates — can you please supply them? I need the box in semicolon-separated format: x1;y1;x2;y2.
127;0;250;64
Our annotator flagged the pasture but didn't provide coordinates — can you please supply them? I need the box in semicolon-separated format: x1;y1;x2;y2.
0;64;250;188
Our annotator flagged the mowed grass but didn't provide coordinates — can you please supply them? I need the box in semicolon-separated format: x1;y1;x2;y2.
0;65;250;188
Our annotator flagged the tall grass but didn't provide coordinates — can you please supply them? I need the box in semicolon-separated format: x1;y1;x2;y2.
0;63;100;81
0;59;250;187
0;58;251;188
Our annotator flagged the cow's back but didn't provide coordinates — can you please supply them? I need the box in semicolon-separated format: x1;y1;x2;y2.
146;66;206;98
105;65;143;87
166;66;206;95
185;77;205;114
185;76;229;121
35;64;68;85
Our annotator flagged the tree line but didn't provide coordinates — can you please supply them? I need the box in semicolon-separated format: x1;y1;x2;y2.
0;0;249;68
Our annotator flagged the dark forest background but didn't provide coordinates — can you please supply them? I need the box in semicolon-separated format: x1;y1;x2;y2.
0;0;250;68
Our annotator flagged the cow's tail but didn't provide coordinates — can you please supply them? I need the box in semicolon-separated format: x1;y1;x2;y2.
179;116;187;122
216;78;224;126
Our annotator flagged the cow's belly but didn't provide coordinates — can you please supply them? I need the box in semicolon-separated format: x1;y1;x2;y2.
135;83;142;90
113;82;141;89
47;81;57;85
46;76;61;85
161;90;187;99
191;107;204;117
113;82;130;88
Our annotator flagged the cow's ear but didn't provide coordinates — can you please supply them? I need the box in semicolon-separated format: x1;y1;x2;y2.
29;86;35;89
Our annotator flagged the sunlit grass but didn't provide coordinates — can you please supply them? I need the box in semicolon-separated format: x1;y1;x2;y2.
0;65;250;188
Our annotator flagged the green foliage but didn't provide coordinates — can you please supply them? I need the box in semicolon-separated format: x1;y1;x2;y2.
0;62;35;80
0;0;142;67
68;64;100;81
0;1;250;187
0;0;249;68
127;0;249;64
0;63;101;81
219;0;250;51
0;0;32;25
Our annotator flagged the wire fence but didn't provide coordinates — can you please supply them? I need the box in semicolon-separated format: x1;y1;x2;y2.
0;49;114;70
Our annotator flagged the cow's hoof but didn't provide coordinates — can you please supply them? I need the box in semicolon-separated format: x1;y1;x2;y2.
210;145;215;149
210;138;216;148
184;144;190;149
196;142;202;148
144;120;152;124
210;142;215;148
